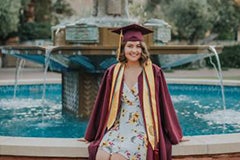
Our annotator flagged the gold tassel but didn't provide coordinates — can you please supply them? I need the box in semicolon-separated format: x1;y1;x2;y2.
117;30;123;60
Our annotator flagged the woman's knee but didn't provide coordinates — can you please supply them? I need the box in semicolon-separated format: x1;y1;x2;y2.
96;149;111;160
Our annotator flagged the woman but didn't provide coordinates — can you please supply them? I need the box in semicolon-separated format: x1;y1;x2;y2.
82;24;183;160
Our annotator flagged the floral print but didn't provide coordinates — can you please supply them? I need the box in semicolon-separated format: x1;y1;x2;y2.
99;82;147;160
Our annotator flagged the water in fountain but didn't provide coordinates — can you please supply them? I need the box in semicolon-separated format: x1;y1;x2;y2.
208;46;227;131
196;46;240;132
39;47;53;127
42;48;51;101
12;58;25;119
208;46;226;109
161;46;240;133
13;58;25;99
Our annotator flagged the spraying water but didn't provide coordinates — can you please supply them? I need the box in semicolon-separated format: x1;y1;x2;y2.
208;46;226;132
40;46;55;126
42;48;51;101
208;46;226;110
13;58;25;99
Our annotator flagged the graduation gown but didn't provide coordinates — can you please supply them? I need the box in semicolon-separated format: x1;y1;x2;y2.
84;63;183;160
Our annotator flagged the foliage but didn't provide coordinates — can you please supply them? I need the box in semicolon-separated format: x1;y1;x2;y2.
206;45;240;68
34;0;52;23
0;0;21;41
18;0;74;41
34;0;74;24
51;0;75;24
142;0;240;44
208;0;240;40
52;0;74;16
129;0;166;23
144;0;163;15
18;22;51;41
18;0;52;41
163;0;215;44
0;0;74;43
129;2;148;23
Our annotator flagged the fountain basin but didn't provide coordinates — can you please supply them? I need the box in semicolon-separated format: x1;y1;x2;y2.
0;78;240;159
1;82;240;137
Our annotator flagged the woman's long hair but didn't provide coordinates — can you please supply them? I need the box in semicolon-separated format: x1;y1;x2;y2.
117;41;150;66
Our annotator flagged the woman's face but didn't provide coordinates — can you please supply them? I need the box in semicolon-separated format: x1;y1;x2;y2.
124;41;142;63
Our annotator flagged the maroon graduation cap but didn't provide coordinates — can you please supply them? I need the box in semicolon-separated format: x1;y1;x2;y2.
112;23;153;42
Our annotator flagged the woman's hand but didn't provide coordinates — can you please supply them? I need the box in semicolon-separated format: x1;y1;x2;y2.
78;137;89;144
180;137;190;142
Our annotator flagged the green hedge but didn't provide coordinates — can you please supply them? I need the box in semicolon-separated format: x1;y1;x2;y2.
206;44;240;68
18;22;51;41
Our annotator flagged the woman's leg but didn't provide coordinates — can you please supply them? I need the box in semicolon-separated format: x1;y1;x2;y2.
96;149;111;160
111;153;127;160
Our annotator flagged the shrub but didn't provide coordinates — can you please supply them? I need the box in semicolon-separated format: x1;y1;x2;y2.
206;44;240;68
18;22;51;41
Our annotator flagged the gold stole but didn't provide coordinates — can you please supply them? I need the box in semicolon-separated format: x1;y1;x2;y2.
142;60;159;149
106;61;159;149
106;63;124;129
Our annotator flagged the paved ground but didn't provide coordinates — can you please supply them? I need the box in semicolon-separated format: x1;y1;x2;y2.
164;68;240;80
0;67;239;85
0;68;61;85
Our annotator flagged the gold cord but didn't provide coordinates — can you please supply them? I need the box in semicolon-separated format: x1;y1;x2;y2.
117;30;123;60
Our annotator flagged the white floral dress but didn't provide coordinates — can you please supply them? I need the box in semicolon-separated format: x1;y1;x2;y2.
99;82;147;160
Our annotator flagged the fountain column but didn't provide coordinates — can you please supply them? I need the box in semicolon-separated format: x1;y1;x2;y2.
59;0;134;118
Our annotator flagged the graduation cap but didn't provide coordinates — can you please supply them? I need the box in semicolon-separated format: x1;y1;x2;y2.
112;24;153;59
112;23;153;42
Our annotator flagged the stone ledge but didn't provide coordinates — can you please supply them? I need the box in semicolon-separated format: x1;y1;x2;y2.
0;136;87;157
173;153;240;160
1;133;240;158
173;133;240;156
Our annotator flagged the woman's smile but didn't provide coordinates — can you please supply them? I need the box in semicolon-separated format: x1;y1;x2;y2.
129;52;140;57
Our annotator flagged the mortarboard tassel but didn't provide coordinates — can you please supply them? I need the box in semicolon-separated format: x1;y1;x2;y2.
117;30;123;60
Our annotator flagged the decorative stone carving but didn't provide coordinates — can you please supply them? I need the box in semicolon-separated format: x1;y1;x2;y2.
65;24;99;43
93;0;129;17
107;0;122;16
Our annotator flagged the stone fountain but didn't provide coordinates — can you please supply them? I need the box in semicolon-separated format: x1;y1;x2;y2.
1;0;223;119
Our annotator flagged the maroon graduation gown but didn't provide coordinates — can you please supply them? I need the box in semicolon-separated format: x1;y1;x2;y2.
84;64;183;160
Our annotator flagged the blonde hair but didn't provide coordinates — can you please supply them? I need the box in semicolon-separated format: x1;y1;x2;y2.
117;41;150;65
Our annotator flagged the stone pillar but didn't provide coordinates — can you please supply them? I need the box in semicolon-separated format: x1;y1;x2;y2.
93;0;129;17
62;71;103;119
107;0;122;16
78;72;102;118
62;72;80;115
